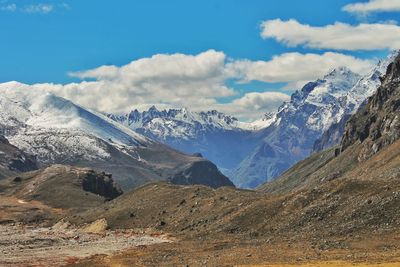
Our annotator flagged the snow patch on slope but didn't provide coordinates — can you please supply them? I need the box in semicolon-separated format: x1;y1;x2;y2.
0;82;151;163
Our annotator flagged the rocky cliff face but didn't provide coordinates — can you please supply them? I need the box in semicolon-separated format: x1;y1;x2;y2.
261;53;400;195
80;169;123;200
313;51;399;153
340;54;400;161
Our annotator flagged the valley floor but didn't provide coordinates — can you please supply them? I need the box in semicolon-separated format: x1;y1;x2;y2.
1;192;400;267
72;234;400;267
0;223;169;266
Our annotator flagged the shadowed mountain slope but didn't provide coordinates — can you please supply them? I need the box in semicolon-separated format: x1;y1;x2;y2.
0;135;38;179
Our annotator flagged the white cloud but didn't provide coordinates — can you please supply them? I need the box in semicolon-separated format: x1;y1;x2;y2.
260;19;400;51
343;0;400;15
217;92;290;120
32;50;295;120
226;52;374;88
2;50;373;121
44;50;236;114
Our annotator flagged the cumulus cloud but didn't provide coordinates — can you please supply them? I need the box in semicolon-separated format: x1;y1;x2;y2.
260;19;400;51
3;50;373;121
30;50;293;120
343;0;400;15
226;52;374;88
42;50;236;114
217;92;290;120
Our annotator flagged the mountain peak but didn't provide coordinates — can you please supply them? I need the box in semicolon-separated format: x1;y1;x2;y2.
323;66;360;82
388;49;400;60
148;105;159;112
382;52;400;85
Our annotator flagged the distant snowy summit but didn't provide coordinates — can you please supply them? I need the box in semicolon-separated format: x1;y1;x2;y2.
232;50;400;188
107;106;269;173
107;106;273;141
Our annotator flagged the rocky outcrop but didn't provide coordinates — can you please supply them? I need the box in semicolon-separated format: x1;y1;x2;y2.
80;170;123;200
169;160;235;188
340;54;400;161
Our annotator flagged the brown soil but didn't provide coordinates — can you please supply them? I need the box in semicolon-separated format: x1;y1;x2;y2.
73;235;400;267
0;223;169;267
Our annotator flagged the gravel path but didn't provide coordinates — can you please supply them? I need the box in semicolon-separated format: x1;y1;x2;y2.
0;224;170;266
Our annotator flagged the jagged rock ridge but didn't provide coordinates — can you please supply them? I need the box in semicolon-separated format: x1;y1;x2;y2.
340;53;400;161
313;50;400;152
107;107;265;174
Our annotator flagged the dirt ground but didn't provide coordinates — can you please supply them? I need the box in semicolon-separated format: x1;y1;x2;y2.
1;193;400;267
73;234;400;267
0;223;170;267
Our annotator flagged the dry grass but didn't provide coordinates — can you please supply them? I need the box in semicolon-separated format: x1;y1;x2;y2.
244;262;400;267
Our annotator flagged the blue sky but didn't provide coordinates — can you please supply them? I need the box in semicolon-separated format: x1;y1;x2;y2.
1;0;400;120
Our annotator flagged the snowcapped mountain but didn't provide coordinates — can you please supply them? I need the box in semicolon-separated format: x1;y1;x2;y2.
243;112;277;131
104;52;398;189
0;82;233;190
0;81;148;162
108;106;271;139
232;62;388;188
344;50;400;113
314;50;400;152
283;67;361;132
107;107;265;175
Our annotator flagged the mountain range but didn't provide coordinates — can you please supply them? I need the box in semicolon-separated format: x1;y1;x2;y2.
0;82;233;190
105;51;399;189
107;108;271;175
